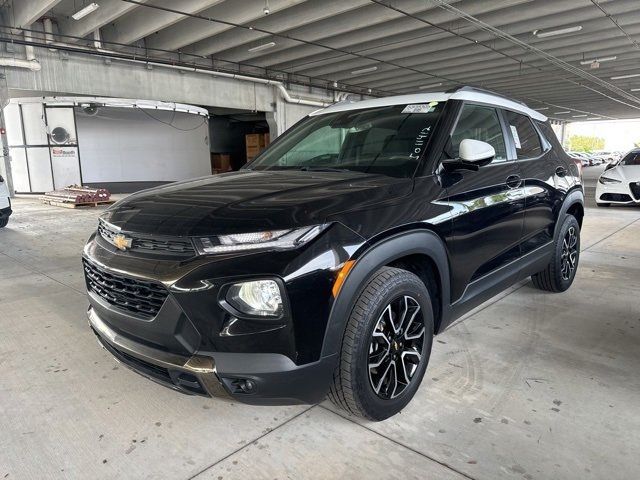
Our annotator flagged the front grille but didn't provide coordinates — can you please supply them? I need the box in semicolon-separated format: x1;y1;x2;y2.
83;259;168;318
630;183;640;200
98;219;195;256
601;193;632;202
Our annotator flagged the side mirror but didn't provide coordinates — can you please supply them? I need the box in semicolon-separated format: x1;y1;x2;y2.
459;139;495;162
442;139;495;172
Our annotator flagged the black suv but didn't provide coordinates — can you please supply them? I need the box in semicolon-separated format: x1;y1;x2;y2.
83;87;583;420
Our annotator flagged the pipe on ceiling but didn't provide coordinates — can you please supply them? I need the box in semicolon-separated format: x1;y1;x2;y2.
27;25;331;108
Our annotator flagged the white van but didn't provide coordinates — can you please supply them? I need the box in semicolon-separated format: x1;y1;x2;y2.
0;174;11;228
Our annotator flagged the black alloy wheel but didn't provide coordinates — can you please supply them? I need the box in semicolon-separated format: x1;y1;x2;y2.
368;295;426;399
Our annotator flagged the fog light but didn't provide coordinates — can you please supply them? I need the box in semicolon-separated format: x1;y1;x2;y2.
240;379;255;393
227;280;283;317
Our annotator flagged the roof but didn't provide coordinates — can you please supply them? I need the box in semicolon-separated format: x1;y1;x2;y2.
310;90;548;121
9;0;640;120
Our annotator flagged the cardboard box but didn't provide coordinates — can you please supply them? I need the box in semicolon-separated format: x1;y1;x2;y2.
246;133;265;148
246;145;262;160
211;153;231;173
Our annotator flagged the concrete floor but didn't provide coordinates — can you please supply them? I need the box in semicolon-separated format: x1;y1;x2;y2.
1;166;639;480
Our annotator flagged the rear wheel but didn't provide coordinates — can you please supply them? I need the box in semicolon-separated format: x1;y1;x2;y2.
0;217;8;228
328;267;434;421
531;215;580;292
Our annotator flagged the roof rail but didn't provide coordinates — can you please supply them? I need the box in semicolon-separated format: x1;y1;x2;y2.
445;85;528;107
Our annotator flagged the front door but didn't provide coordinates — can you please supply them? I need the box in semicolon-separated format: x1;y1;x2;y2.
441;103;525;302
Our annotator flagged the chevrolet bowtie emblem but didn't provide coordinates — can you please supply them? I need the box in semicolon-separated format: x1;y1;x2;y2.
113;233;133;251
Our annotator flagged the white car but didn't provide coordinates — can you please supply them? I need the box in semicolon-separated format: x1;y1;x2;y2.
0;173;11;228
596;148;640;207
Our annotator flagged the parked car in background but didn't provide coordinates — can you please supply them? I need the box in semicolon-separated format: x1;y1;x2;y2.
567;151;596;167
567;151;592;167
596;149;640;207
0;174;11;228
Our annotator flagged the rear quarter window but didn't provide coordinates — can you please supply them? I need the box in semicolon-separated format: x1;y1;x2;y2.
503;110;543;159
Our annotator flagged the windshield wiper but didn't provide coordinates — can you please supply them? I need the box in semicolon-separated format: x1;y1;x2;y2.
298;166;352;172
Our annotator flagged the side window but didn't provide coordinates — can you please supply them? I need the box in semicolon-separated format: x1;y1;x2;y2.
503;111;543;159
450;104;507;162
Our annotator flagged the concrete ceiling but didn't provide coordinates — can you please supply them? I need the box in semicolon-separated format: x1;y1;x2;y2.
6;0;640;119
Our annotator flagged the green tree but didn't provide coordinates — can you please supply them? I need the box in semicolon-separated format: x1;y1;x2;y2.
567;135;605;152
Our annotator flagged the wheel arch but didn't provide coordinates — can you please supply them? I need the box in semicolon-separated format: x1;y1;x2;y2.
555;188;584;239
320;229;451;358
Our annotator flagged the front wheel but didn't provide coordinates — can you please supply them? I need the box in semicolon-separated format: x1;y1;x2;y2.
0;217;8;228
531;215;580;292
328;267;434;421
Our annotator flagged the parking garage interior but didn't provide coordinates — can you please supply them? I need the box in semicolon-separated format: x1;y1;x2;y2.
1;1;639;479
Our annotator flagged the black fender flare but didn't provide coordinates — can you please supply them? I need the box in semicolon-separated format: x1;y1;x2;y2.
319;229;451;358
553;188;584;240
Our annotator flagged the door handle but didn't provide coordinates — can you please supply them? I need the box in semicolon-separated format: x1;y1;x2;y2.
505;174;522;189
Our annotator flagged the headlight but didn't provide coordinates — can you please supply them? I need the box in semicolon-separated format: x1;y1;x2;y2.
195;225;326;255
226;280;283;317
599;175;621;184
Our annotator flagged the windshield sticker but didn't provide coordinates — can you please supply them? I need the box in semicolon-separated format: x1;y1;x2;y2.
402;103;437;114
409;125;432;160
510;125;522;149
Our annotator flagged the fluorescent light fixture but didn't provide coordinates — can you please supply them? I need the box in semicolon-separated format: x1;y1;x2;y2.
631;88;640;92
580;55;616;65
572;114;588;118
351;66;378;75
418;82;443;90
611;73;640;80
248;41;276;52
72;2;100;20
533;107;549;111
553;111;571;114
587;117;601;120
533;25;582;38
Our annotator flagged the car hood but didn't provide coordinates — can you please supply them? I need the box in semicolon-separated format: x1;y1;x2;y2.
101;170;412;237
605;165;640;181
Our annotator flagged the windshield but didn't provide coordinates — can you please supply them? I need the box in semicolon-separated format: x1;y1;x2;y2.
247;102;444;178
622;151;640;166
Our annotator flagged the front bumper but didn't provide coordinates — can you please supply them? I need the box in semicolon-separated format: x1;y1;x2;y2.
596;181;640;204
89;307;230;398
82;222;363;404
89;306;338;404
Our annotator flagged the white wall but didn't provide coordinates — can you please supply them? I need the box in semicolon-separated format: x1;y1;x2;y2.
76;107;210;184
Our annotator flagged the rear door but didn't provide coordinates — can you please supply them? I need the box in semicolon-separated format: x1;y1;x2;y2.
502;110;559;255
443;103;525;302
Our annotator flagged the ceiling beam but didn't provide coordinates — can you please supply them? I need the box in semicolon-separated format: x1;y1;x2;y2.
9;0;62;28
185;0;372;57
285;3;640;79
101;0;224;46
145;0;310;53
57;0;148;42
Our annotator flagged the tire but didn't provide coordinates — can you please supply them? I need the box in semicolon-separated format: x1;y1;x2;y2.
596;202;609;207
531;215;580;292
328;267;434;421
0;217;7;228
